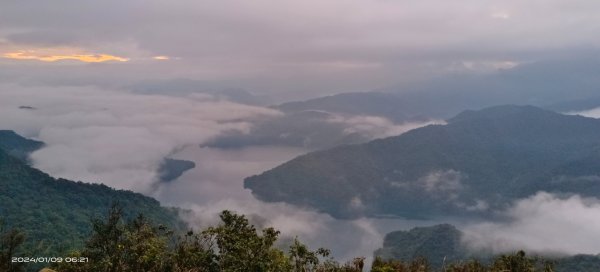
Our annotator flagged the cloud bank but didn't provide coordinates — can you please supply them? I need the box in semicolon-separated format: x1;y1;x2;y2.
327;114;444;140
0;85;278;192
0;85;439;264
463;192;600;256
574;107;600;119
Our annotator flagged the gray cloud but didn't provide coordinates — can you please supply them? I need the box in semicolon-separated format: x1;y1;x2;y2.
2;1;600;97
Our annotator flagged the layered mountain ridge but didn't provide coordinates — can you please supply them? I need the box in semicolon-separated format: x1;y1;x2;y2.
245;105;600;219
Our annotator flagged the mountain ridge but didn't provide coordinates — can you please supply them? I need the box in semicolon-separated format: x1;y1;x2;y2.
0;130;44;162
0;144;183;257
245;105;600;219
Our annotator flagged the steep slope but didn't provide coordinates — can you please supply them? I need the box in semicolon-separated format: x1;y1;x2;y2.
0;130;43;162
245;105;600;219
0;148;183;256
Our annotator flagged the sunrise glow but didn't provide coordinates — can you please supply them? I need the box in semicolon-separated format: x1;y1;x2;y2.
3;51;129;63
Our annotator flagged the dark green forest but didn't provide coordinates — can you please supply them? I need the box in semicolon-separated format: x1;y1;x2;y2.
0;145;183;259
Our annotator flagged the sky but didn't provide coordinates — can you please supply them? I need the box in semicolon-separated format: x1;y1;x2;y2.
1;0;600;99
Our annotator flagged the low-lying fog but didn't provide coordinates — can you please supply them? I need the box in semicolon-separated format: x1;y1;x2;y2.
0;86;439;265
154;145;440;264
4;86;600;265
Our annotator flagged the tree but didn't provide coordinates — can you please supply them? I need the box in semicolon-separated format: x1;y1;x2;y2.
56;203;175;272
490;251;554;272
371;256;429;272
0;220;26;272
203;210;282;272
171;229;218;272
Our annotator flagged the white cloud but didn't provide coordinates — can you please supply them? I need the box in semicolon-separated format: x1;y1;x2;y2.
463;192;600;255
420;169;463;194
573;107;600;118
0;84;279;192
327;114;444;139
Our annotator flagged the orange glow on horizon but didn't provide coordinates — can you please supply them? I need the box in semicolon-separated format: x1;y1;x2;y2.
3;51;129;63
153;55;170;60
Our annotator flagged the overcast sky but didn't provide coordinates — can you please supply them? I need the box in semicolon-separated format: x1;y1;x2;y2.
1;0;600;99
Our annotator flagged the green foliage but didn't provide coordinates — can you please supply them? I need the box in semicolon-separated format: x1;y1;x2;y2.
373;251;553;272
489;251;553;272
4;206;600;272
288;238;359;272
0;220;27;272
203;210;281;272
54;208;363;272
171;229;218;271
55;204;175;272
371;256;430;272
0;148;183;260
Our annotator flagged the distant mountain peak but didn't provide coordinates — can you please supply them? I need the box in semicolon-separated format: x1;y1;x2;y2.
447;105;560;123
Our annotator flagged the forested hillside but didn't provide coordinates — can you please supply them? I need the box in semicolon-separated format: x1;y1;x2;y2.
245;105;600;219
0;130;43;162
0;148;183;258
